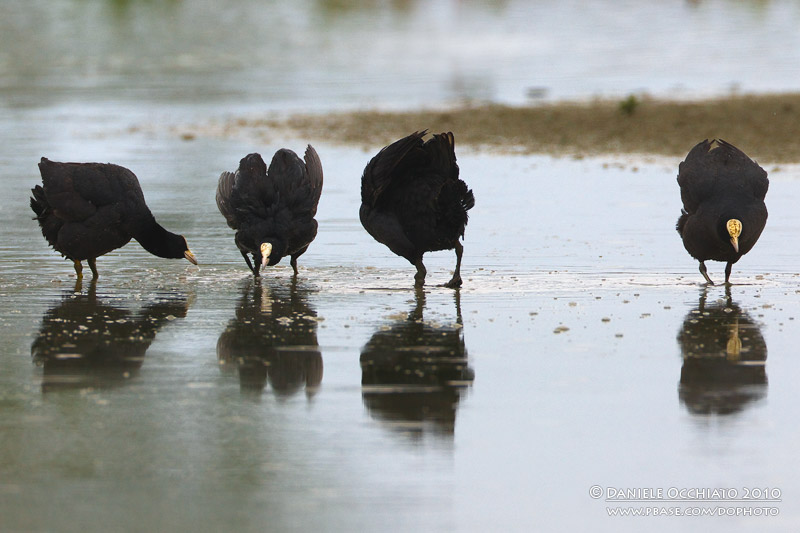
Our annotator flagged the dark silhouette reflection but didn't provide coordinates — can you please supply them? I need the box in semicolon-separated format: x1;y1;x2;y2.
360;289;474;438
677;287;767;415
217;278;322;398
31;280;191;392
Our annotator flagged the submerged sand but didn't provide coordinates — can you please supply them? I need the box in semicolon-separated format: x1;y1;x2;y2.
178;93;800;164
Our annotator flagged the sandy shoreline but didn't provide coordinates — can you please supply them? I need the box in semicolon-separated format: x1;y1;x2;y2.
175;93;800;164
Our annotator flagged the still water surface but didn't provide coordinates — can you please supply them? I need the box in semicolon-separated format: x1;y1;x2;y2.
3;1;800;531
4;138;800;531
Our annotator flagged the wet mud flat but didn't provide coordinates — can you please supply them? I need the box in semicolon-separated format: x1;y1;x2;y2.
181;92;800;163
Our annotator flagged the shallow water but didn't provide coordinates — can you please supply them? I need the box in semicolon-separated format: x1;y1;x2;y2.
5;133;800;531
4;1;800;532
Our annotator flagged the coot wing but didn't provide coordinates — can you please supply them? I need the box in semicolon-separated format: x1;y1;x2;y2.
713;139;768;201
225;153;272;227
677;140;718;214
361;131;427;207
302;145;323;217
253;146;323;222
424;132;459;182
216;170;238;229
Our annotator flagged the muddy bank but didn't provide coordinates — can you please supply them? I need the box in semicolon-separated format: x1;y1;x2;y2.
181;93;800;164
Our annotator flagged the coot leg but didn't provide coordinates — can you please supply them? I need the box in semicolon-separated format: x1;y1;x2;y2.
241;250;259;277
290;245;309;276
443;241;464;288
73;260;83;279
698;261;714;285
413;259;427;287
724;262;733;285
88;258;98;278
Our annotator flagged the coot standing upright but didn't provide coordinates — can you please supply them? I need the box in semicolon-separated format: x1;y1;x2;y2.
30;158;197;278
676;139;768;284
360;131;474;288
216;146;323;277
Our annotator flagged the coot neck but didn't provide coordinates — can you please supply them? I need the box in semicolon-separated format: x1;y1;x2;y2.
133;216;181;259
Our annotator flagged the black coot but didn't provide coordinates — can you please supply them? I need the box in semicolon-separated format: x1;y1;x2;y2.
30;158;197;278
676;139;768;284
360;131;474;288
216;146;323;277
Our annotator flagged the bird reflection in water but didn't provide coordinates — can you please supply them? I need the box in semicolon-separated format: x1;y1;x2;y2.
677;286;767;415
217;278;322;398
360;288;474;438
31;280;192;392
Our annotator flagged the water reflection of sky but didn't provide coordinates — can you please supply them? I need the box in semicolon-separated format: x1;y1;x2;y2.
2;0;800;114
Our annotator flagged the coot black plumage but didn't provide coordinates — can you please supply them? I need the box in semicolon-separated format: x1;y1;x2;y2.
30;158;197;278
216;146;323;277
676;139;768;284
360;131;474;288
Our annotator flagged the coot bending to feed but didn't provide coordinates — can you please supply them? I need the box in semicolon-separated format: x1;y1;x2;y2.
30;158;197;278
676;139;768;284
360;131;474;288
